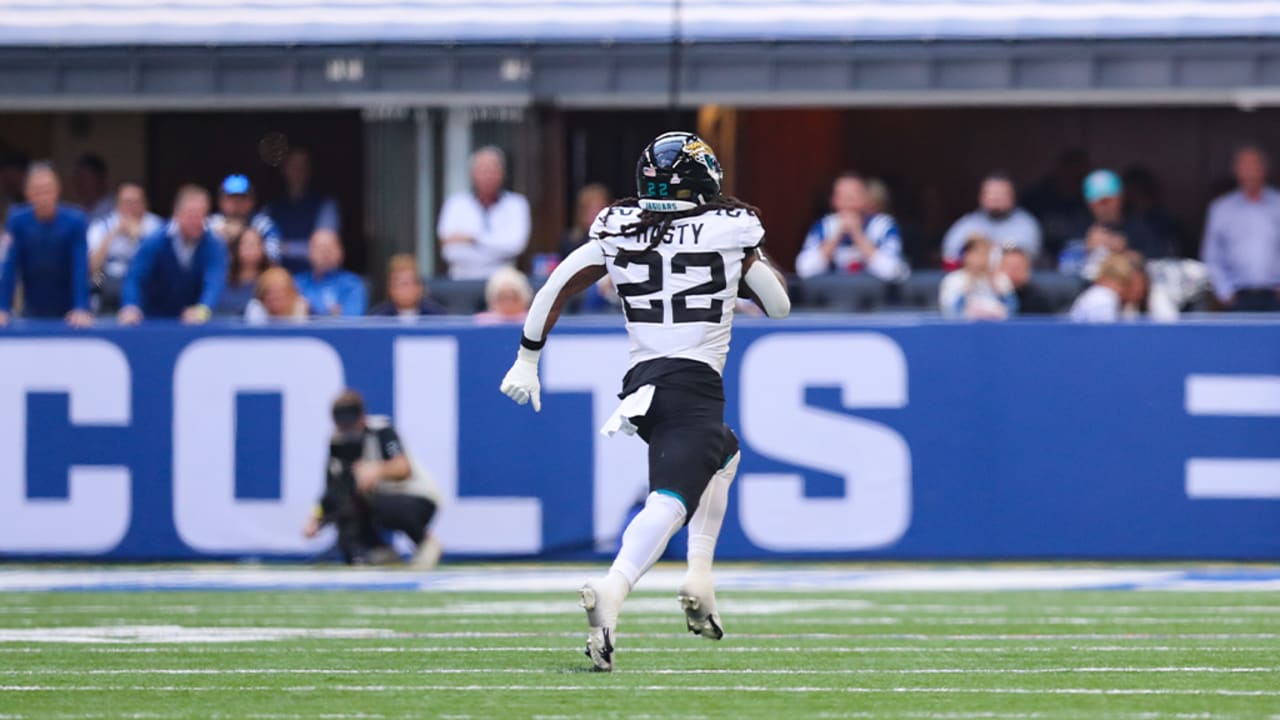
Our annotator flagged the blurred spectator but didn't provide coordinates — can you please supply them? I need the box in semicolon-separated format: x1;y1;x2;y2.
294;229;366;317
1201;146;1280;312
938;234;1015;320
795;172;909;281
209;174;283;264
72;153;113;223
1069;253;1134;323
303;389;443;568
941;172;1042;269
0;163;92;327
245;267;310;324
267;147;340;273
1022;149;1091;259
999;247;1054;315
438;146;531;280
118;185;226;325
474;266;531;323
1061;169;1172;279
1123;166;1186;257
0;149;28;221
88;182;163;313
559;183;611;260
217;227;270;317
368;254;446;319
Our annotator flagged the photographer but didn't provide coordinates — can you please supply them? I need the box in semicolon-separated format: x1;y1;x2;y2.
304;389;443;568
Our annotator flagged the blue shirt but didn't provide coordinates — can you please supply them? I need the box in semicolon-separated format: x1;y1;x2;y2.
0;204;89;317
294;269;366;316
266;193;340;273
1201;188;1280;301
122;223;228;318
794;212;909;281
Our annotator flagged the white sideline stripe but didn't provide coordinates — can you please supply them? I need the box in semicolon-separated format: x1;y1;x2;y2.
1186;375;1280;416
2;685;1279;696
3;666;1273;676
1186;459;1280;499
2;645;1277;655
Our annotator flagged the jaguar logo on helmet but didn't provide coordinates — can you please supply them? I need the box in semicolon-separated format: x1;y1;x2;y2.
682;140;723;181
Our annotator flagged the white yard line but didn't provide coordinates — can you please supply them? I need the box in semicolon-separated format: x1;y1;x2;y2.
1;666;1274;676
1;684;1278;696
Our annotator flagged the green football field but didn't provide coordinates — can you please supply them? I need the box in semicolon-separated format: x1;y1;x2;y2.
2;567;1279;719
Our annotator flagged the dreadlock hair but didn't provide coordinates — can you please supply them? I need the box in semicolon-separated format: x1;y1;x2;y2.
597;196;763;249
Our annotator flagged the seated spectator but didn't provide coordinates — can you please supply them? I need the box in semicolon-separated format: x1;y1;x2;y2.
217;228;271;317
1069;253;1134;323
438;146;531;280
88;182;163;313
245;267;310;324
73;153;114;223
938;234;1015;320
1201;145;1280;312
0;163;92;327
559;183;611;259
0;149;28;221
209;174;283;264
266;147;340;273
1061;169;1173;279
368;254;446;319
118;185;226;325
999;247;1054;315
474;266;531;323
294;229;367;317
795;172;909;282
942;172;1042;269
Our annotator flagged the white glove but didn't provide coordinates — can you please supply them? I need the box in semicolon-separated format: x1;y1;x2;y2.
499;347;542;412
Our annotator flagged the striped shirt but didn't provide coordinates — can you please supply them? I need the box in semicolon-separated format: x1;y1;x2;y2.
795;212;909;281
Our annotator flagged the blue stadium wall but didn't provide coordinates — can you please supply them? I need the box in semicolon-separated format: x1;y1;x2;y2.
1;319;1277;561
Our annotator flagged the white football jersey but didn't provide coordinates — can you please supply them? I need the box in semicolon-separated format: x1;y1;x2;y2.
590;205;765;373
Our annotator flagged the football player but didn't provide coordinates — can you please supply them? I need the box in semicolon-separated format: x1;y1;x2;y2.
499;132;791;671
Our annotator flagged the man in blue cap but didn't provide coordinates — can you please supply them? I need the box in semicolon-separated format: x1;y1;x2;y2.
1060;168;1170;278
209;174;282;263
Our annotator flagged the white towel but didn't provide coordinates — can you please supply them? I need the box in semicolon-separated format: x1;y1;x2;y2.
599;384;656;437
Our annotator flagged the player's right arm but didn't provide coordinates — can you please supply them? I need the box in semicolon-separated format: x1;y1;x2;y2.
499;241;608;412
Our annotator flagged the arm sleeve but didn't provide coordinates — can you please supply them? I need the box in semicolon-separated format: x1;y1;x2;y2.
1021;211;1043;260
793;221;830;279
197;238;228;309
522;240;607;346
865;224;909;282
941;217;970;263
1200;203;1235;303
70;217;89;311
377;426;405;461
0;219;19;312
938;272;964;317
316;199;340;233
121;237;156;309
742;250;791;318
254;214;283;263
436;195;467;238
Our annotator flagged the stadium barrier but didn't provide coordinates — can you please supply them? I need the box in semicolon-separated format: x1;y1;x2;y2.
1;318;1277;561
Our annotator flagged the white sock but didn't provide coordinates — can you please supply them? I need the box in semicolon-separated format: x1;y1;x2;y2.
608;492;687;590
686;451;739;578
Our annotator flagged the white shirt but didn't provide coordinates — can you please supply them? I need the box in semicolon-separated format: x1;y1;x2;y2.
437;190;530;280
941;208;1042;264
1070;284;1122;323
87;211;163;279
938;269;1015;319
794;212;909;281
591;205;764;373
